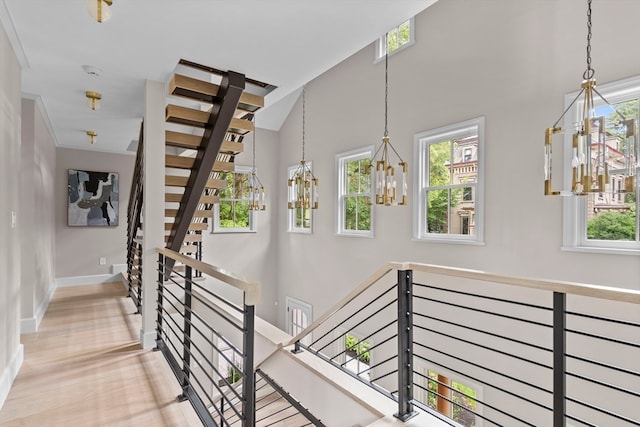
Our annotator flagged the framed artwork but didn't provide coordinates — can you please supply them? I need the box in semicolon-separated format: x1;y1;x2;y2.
68;169;119;226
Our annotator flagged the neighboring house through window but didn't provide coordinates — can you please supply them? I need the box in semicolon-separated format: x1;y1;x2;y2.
562;75;640;254
413;117;485;243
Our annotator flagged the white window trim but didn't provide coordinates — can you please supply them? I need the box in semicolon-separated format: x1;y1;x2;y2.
212;165;256;234
287;162;313;234
561;75;640;256
414;360;483;427
374;17;415;63
336;146;375;238
413;117;485;245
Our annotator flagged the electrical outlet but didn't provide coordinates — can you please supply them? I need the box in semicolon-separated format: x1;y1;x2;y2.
100;257;106;265
11;211;16;229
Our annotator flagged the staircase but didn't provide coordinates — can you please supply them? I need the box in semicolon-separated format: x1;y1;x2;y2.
126;59;273;315
163;61;268;268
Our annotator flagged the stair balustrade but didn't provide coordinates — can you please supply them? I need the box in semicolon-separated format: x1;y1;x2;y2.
289;262;640;427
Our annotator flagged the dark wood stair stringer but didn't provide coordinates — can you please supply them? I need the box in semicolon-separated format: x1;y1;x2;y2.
164;70;246;276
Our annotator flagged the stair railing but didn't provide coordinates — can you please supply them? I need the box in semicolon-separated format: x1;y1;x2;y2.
126;123;144;307
288;262;640;427
156;248;260;427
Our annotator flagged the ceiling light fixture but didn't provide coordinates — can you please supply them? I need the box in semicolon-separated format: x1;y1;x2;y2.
288;85;319;210
370;50;407;206
248;116;266;211
85;91;101;110
86;131;97;144
545;0;637;196
87;0;112;23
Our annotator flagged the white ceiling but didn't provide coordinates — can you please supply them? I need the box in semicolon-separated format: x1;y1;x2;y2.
0;0;438;154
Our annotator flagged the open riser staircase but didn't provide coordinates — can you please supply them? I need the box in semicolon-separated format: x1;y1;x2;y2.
127;60;271;299
163;61;267;269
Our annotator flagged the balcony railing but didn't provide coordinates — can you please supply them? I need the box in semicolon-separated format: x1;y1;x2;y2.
289;262;640;427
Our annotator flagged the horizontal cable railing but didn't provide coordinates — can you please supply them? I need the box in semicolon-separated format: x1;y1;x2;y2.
126;238;142;313
126;123;143;308
156;248;260;427
288;262;640;427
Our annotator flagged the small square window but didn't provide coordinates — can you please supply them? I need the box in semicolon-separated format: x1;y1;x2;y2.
376;17;415;60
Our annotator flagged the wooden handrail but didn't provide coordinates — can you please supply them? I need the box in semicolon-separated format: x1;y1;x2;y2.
285;261;640;348
157;248;261;306
285;264;395;348
391;261;640;304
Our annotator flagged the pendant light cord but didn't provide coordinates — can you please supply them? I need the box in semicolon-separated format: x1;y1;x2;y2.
583;0;594;80
384;51;389;138
252;114;257;172
302;85;306;161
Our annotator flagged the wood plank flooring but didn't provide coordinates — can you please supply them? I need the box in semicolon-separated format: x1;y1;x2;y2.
0;282;201;427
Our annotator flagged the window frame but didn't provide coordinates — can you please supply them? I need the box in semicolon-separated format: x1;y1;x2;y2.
212;165;256;234
561;75;640;255
413;117;485;244
375;17;415;62
287;162;314;234
336;146;375;237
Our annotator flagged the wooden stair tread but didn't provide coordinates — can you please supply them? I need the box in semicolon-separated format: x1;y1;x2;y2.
164;234;202;243
165;175;226;190
165;209;211;218
165;193;219;204
179;245;199;254
164;222;208;231
169;74;264;113
166;104;253;134
165;130;243;154
165;154;234;172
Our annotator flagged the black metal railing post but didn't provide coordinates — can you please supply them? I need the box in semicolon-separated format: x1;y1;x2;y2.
553;292;566;427
156;253;165;348
395;269;417;421
178;265;193;402
242;304;256;426
136;241;142;313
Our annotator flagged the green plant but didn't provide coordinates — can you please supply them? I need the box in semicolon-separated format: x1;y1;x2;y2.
227;366;242;384
345;334;371;364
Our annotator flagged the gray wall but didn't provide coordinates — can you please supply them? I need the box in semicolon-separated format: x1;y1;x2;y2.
20;98;56;330
201;127;281;325
274;0;640;329
0;18;22;408
55;148;134;278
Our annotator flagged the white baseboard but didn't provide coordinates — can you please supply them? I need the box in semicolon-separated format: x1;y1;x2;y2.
56;273;122;287
0;344;23;411
111;263;127;275
21;283;56;334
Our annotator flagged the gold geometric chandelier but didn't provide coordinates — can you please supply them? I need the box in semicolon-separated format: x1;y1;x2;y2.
288;86;319;210
370;50;407;206
87;0;112;23
248;116;266;211
545;0;636;196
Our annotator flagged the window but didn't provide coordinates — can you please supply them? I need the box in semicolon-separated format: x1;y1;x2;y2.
413;117;485;243
344;333;371;380
426;371;478;427
336;146;374;237
562;76;640;254
287;163;313;233
376;17;415;60
213;166;256;233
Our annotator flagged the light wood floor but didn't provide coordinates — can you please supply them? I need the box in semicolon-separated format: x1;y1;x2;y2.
0;282;202;427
